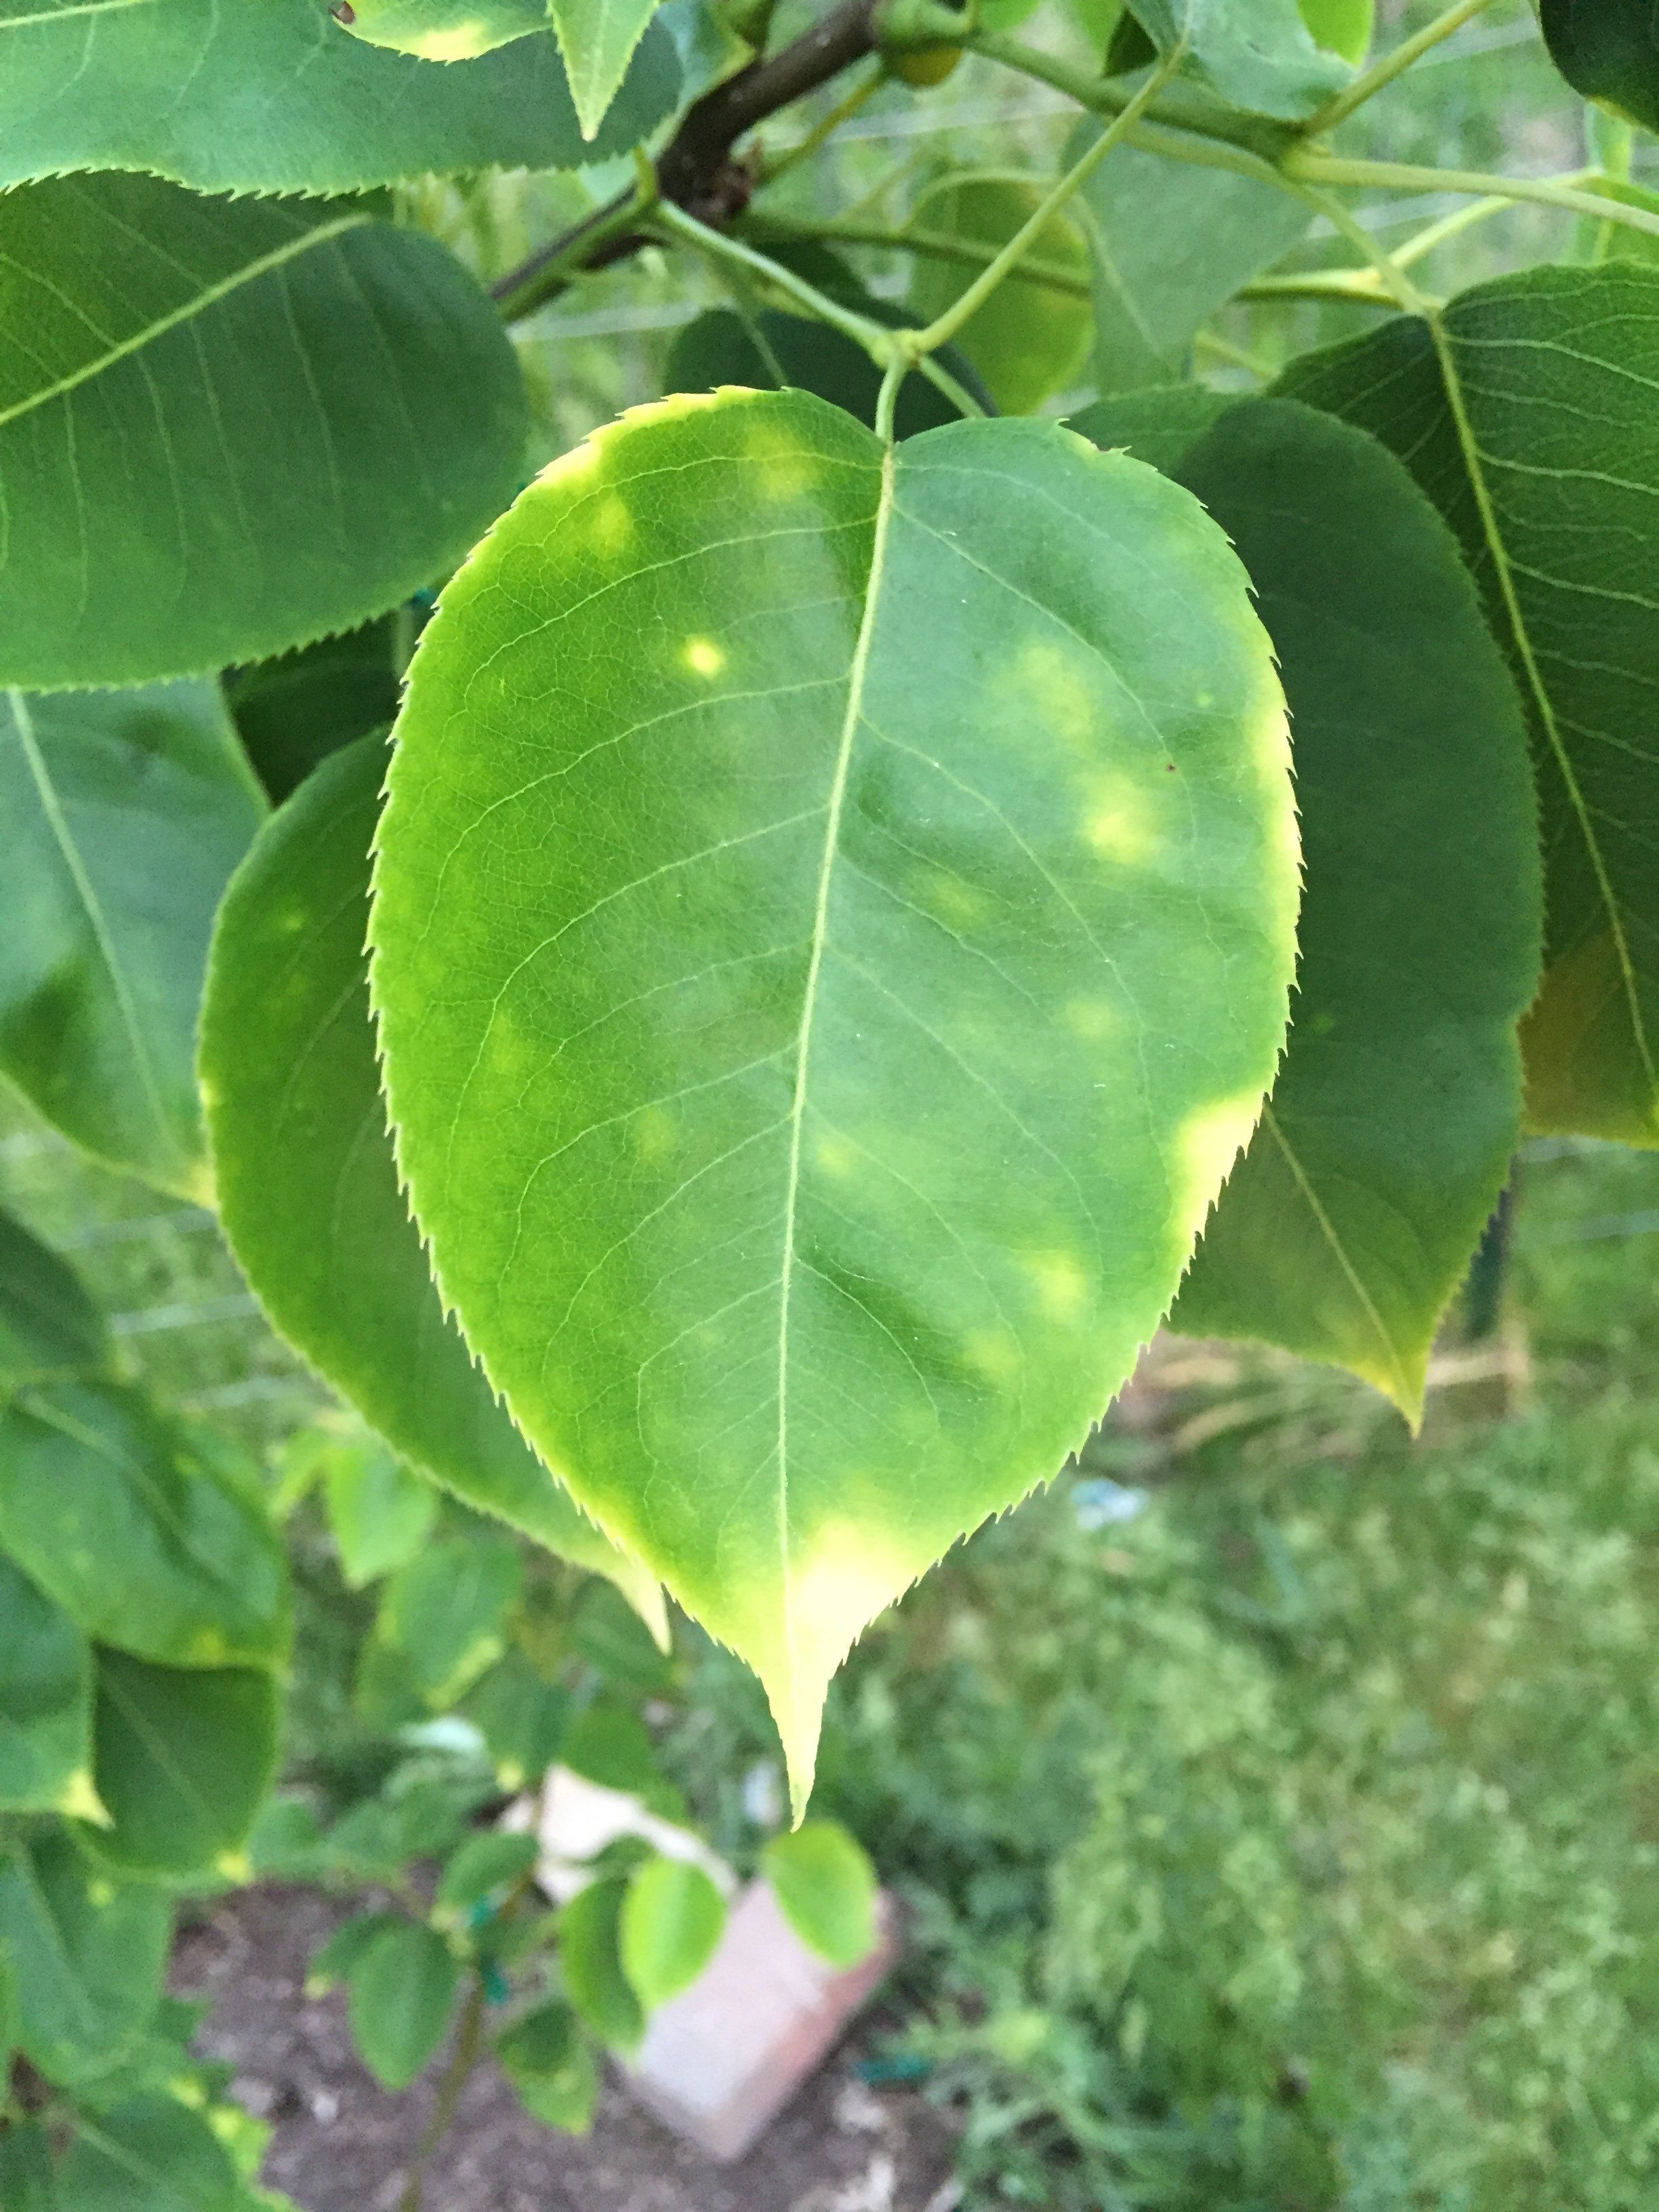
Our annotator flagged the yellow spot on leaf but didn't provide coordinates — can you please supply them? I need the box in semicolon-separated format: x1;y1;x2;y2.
680;636;726;680
815;1133;856;1177
1022;1249;1090;1323
594;496;634;556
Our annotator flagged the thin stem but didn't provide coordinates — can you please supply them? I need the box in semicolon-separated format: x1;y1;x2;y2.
1194;329;1273;379
491;184;645;321
912;352;988;418
746;210;1091;296
1237;268;1393;304
758;62;883;184
968;26;1293;160
652;198;898;363
1285;152;1659;249
909;47;1181;359
1391;191;1510;270
874;359;904;443
1282;180;1432;314
401;1979;486;2212
1304;0;1500;136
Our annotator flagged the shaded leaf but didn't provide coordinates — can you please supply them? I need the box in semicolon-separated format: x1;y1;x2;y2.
1075;127;1309;392
0;1207;109;1386
664;307;978;438
620;1857;726;2008
0;0;681;194
0;680;264;1197
202;736;668;1635
0;1380;290;1669
346;1921;458;2089
559;1879;644;2050
341;0;551;61
225;623;400;807
0;2119;53;2212
1122;396;1539;1415
1542;0;1659;133
551;0;665;137
762;1819;878;1967
436;1830;539;1917
496;1999;600;2133
1280;265;1659;1145
56;2095;239;2212
0;1831;171;2090
369;390;1296;1804
307;1911;408;1996
464;1653;571;1788
0;1555;96;1816
562;1699;663;1797
908;172;1091;413
377;1534;523;1708
0;173;526;691
323;1437;439;1591
1125;0;1349;117
87;1650;279;1878
1067;383;1233;476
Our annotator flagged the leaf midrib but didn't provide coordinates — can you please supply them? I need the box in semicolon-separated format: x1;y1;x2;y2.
0;0;149;26
0;207;371;433
775;440;896;1693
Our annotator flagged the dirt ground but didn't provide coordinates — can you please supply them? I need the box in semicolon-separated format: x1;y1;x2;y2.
173;1885;960;2212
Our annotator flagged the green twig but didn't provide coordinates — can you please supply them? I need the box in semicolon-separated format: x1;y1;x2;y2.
400;1979;487;2212
1304;0;1500;136
967;26;1292;160
874;359;905;443
745;209;1092;296
652;198;899;363
1284;152;1659;249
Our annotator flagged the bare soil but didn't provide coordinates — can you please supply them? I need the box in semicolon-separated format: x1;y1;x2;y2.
173;1885;960;2212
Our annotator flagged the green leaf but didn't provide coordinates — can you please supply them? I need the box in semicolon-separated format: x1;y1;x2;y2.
495;1999;600;2133
1279;265;1659;1146
1125;0;1350;117
550;0;665;138
620;1857;726;2008
1075;128;1309;392
0;1380;290;1670
0;2119;54;2212
248;1797;330;1883
1575;174;1659;267
56;2096;239;2212
761;1819;878;1967
225;623;400;807
0;1208;109;1387
562;1698;663;1796
87;1650;279;1879
436;1830;539;1917
571;1580;673;1693
1542;0;1659;133
0;680;263;1198
1133;397;1537;1416
307;1911;408;1996
202;735;668;1637
0;1555;96;1816
369;389;1297;1805
1067;383;1233;476
0;174;526;691
340;0;551;61
1298;0;1370;64
907;172;1092;413
664;308;979;438
464;1653;571;1788
323;1437;440;1590
558;1879;644;2050
0;1832;171;2090
377;1534;523;1708
346;1921;459;2090
0;0;682;194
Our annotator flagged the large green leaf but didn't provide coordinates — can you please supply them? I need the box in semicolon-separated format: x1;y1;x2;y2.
0;1206;110;1386
0;1555;98;1817
0;1381;290;1669
1125;0;1349;117
1076;130;1309;392
1083;396;1540;1415
0;1831;171;2089
1;682;264;1199
0;173;526;692
0;0;680;194
341;0;551;62
1542;0;1659;133
550;0;665;138
1068;384;1233;476
323;1435;439;1590
1281;264;1659;1145
619;1857;726;2007
201;736;668;1635
907;172;1092;413
369;390;1298;1801
55;2095;240;2212
761;1818;878;1966
86;1650;279;1879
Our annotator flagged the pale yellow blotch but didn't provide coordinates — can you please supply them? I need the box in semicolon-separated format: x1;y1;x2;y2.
741;423;820;502
966;1327;1021;1384
485;1022;539;1083
680;635;726;680
1021;1249;1090;1324
1176;1091;1264;1222
87;1876;116;1909
999;640;1100;752
403;24;497;58
1082;771;1158;866
56;1768;109;1826
214;1848;254;1885
593;495;634;556
814;1132;857;1178
1064;996;1118;1043
633;1105;678;1164
920;868;989;928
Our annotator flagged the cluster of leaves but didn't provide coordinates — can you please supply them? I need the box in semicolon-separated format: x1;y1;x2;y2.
5;0;1659;2194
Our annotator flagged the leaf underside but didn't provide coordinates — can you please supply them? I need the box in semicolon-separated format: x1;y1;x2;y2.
370;389;1298;1803
1282;264;1659;1146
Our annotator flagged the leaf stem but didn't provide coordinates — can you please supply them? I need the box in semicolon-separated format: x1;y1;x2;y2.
400;1978;486;2212
745;209;1092;296
1303;0;1500;136
905;45;1181;360
1283;152;1659;249
651;199;900;363
966;26;1292;160
874;359;904;443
